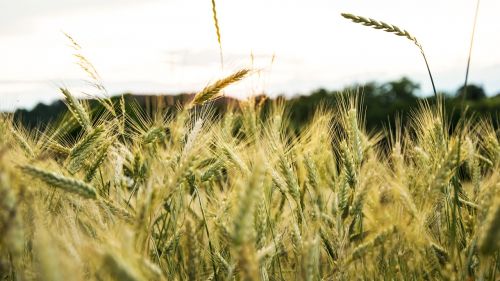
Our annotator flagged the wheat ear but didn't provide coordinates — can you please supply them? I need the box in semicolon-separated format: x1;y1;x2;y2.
21;165;97;199
69;126;105;160
60;88;93;132
67;126;105;174
11;128;35;158
341;13;437;97
189;69;250;108
63;32;116;116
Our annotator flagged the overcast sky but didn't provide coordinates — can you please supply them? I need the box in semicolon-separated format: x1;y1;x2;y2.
1;0;499;111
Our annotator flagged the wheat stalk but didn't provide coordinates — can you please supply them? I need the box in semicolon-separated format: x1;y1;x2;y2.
60;88;93;132
119;95;126;135
341;13;437;97
456;1;481;202
63;32;116;116
67;126;105;174
347;109;363;166
210;0;224;69
341;14;416;42
21;165;97;199
69;126;105;160
11;127;35;158
189;69;250;108
142;126;166;145
84;142;110;182
460;0;481;105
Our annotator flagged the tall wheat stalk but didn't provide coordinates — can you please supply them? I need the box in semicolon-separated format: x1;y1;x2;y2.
341;13;437;97
455;0;481;167
63;32;116;116
460;0;481;106
210;0;224;70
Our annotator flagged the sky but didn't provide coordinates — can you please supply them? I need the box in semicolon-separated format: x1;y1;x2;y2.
0;0;499;111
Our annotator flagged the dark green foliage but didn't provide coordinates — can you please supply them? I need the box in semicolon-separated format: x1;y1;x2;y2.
12;78;500;134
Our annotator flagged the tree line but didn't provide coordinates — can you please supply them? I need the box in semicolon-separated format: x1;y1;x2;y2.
12;77;500;131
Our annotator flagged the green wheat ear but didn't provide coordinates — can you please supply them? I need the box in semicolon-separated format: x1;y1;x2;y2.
60;88;93;132
21;165;97;199
341;13;437;97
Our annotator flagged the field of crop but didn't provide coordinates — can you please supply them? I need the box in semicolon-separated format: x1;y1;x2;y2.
0;80;499;280
1;1;499;280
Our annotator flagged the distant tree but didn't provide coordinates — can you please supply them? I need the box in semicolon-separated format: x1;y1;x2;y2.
380;77;419;102
349;82;379;98
11;78;499;133
311;88;328;97
456;84;486;101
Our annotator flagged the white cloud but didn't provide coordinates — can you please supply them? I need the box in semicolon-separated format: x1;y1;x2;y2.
1;0;499;111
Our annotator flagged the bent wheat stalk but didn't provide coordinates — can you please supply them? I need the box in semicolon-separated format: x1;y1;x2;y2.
341;13;437;97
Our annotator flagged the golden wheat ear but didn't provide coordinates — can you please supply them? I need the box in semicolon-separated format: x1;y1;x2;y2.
188;68;251;108
341;13;437;97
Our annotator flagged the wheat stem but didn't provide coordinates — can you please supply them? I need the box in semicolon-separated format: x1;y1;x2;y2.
210;0;224;70
341;13;437;97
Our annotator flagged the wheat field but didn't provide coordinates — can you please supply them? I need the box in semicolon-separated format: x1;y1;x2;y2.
0;82;499;280
1;2;499;280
